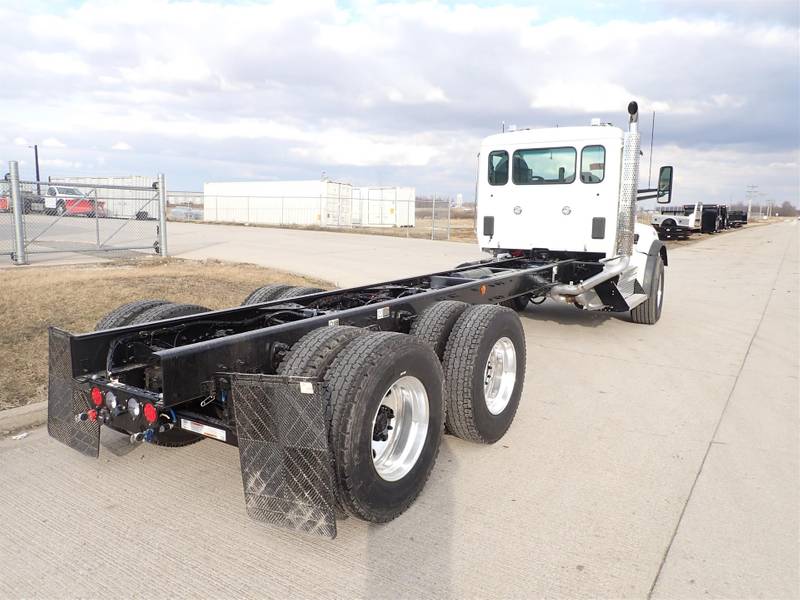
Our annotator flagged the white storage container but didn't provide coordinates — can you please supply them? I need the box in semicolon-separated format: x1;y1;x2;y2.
202;180;353;227
352;187;415;227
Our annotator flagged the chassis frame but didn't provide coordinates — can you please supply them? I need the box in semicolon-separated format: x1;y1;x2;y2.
47;255;612;536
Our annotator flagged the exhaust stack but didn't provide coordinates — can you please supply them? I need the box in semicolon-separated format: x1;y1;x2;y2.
615;101;641;256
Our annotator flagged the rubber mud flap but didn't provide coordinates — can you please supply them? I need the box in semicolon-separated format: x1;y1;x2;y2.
230;374;337;538
46;327;99;458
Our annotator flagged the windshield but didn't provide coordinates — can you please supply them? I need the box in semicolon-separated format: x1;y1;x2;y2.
512;147;576;185
56;187;83;196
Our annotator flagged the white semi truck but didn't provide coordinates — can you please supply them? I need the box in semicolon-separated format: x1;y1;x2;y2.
46;101;674;540
475;101;672;323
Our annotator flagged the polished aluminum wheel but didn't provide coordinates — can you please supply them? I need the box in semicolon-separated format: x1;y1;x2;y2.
371;375;429;482
483;337;517;415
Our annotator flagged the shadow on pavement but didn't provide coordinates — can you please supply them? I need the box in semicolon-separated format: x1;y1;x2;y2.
519;300;621;329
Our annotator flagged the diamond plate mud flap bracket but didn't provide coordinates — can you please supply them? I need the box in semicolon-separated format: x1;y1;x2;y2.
230;373;337;539
47;327;99;458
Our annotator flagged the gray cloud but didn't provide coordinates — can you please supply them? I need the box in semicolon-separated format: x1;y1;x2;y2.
0;0;797;205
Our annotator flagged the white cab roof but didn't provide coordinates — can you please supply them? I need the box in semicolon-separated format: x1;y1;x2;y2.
481;125;624;149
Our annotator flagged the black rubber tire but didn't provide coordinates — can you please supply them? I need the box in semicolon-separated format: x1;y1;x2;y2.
127;302;210;447
273;286;326;300
501;295;531;312
631;257;665;325
241;284;293;306
459;267;494;279
277;325;367;377
152;425;205;447
409;301;469;360
455;259;491;269
442;304;526;444
324;332;445;522
95;299;170;331
129;303;210;325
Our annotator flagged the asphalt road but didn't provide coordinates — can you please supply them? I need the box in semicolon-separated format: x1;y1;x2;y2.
0;221;797;598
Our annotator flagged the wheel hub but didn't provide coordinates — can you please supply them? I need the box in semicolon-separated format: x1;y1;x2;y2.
483;337;517;415
370;375;429;482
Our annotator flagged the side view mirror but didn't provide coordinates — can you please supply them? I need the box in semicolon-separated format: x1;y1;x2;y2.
656;165;673;204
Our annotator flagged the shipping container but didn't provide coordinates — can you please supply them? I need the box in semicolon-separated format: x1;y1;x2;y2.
202;180;353;227
351;187;416;227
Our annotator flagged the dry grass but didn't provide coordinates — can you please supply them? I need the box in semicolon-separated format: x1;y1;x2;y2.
0;258;330;411
188;214;478;243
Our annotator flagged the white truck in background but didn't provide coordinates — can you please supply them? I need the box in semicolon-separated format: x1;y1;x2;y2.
651;202;702;239
474;101;673;323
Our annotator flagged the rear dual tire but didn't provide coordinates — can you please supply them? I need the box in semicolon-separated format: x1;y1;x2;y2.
279;327;444;523
442;304;526;444
242;284;325;306
95;299;210;447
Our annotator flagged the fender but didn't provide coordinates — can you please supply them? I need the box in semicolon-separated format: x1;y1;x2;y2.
643;240;667;291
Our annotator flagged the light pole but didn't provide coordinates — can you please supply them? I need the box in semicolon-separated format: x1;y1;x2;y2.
28;144;41;194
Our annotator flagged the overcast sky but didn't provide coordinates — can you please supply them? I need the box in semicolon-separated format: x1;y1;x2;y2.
1;0;797;206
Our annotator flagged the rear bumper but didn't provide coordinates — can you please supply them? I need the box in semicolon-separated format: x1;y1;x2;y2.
47;327;339;538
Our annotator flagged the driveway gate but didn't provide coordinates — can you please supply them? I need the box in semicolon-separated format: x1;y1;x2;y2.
2;161;168;264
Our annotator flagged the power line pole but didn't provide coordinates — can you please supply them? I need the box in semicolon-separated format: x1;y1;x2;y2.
745;184;758;219
647;111;656;187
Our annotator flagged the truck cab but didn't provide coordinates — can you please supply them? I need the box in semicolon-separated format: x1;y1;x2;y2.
475;102;671;323
477;123;624;258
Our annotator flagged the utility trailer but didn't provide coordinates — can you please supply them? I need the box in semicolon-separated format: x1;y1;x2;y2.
651;202;702;239
47;101;673;538
701;204;728;233
728;210;747;228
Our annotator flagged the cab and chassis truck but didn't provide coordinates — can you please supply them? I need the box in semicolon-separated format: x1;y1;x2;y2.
47;101;672;538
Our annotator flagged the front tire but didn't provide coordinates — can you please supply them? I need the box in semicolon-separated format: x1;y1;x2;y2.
631;257;665;325
325;333;445;522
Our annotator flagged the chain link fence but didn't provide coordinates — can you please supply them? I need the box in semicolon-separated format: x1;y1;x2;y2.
168;191;476;242
3;159;477;265
2;162;167;264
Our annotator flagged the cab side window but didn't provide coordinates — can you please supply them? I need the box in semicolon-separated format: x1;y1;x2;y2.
488;151;508;186
47;187;56;196
580;145;605;183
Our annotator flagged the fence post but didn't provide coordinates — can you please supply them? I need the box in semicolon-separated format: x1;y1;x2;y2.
157;173;168;257
431;195;436;240
9;161;27;265
447;197;451;240
93;188;100;249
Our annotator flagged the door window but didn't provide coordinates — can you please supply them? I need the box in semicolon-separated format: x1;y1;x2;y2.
512;147;576;185
580;145;606;183
488;151;508;186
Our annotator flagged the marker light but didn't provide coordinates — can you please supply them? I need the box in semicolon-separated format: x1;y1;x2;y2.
90;387;103;407
127;398;141;417
105;391;117;410
143;403;157;424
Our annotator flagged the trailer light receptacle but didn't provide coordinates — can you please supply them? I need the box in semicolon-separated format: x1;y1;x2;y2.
143;403;157;424
90;387;103;407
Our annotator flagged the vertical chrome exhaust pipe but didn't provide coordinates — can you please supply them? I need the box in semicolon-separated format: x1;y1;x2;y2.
615;101;641;256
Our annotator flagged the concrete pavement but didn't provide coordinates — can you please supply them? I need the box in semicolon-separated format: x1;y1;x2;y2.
167;221;485;287
0;221;797;598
